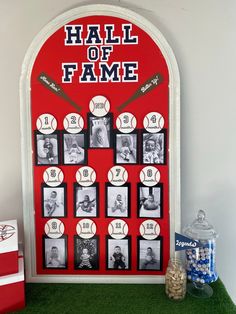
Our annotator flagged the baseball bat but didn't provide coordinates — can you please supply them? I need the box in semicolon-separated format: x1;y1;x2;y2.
38;72;81;112
117;73;163;111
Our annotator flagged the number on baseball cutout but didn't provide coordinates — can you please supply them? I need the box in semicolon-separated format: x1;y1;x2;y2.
143;112;164;133
63;113;84;134
76;166;96;187
140;166;160;187
108;166;128;186
76;219;96;239
89;95;110;117
116;112;137;133
108;219;128;239
139;219;160;240
43;167;64;187
36;113;57;134
44;219;65;239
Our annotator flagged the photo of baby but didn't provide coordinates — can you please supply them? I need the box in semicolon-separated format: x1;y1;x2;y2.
107;238;130;270
42;185;66;217
36;133;59;165
74;236;99;270
44;237;67;269
115;133;137;164
63;133;86;164
138;239;162;270
74;184;98;217
89;115;111;148
106;184;130;217
138;185;162;218
142;133;165;164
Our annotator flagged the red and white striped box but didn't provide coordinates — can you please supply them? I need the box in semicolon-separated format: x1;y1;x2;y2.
0;256;25;313
0;220;18;276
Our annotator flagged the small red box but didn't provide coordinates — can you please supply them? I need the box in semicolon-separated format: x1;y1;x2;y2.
0;257;25;313
0;220;18;276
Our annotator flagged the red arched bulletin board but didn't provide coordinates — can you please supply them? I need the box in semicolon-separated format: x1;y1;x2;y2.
20;5;180;283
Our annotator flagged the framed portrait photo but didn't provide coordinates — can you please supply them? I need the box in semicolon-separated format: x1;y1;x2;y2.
62;132;87;165
137;237;163;271
43;236;67;269
106;183;130;218
42;183;67;218
106;236;131;270
141;131;166;165
74;236;99;270
74;183;99;218
138;184;163;218
114;132;138;164
88;114;113;148
35;132;59;166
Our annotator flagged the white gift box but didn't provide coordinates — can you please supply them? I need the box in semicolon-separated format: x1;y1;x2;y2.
0;219;18;276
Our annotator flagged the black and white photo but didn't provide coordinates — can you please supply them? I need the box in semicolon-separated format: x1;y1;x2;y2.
138;184;163;218
107;237;130;270
142;132;165;164
42;184;67;217
74;236;99;270
106;183;130;217
35;132;59;165
43;236;67;269
88;114;112;148
74;183;98;217
115;133;138;164
63;132;87;165
138;237;162;271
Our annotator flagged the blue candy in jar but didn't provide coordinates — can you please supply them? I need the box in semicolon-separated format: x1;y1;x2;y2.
183;210;218;298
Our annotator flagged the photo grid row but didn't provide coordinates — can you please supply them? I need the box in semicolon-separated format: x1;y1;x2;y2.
35;114;166;166
42;183;163;218
43;235;163;271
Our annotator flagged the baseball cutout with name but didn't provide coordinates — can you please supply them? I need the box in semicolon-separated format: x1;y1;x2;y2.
76;166;96;187
36;113;57;134
89;95;110;117
143;112;164;133
139;219;160;240
140;166;160;187
63;113;84;133
116;112;137;133
43;167;64;187
76;219;96;239
108;166;128;186
44;219;65;239
108;219;128;239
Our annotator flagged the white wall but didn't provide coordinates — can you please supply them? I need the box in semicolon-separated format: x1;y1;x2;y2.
0;0;235;303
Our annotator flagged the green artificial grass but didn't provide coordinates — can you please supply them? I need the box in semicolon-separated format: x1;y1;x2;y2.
14;279;236;314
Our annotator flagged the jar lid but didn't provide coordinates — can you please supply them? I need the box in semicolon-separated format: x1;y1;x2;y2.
183;210;218;241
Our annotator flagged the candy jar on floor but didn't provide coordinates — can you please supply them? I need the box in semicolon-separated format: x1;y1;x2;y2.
183;209;218;298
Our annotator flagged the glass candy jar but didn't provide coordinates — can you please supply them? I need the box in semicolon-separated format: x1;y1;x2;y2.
183;210;218;298
165;258;187;300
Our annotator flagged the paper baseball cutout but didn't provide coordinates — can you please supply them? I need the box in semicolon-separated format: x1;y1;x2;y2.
139;219;160;240
108;166;128;186
43;167;64;187
36;113;57;134
76;219;96;239
63;113;84;133
76;166;96;187
108;219;128;239
44;219;65;239
143;112;164;133
116;112;137;133
140;166;160;187
89;95;110;117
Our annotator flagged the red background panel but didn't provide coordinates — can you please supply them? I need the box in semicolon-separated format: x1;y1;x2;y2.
31;15;169;276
